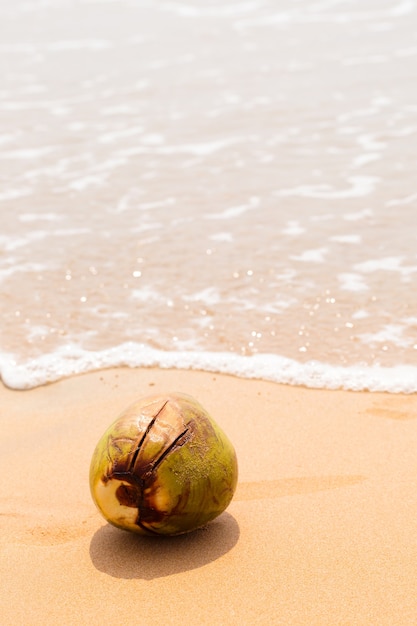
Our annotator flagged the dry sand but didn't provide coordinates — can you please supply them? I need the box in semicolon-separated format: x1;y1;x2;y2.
1;367;417;625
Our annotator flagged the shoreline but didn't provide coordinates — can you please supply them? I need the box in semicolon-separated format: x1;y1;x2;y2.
2;366;417;624
3;347;417;393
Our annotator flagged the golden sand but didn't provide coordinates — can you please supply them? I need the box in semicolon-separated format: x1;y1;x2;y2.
1;368;417;624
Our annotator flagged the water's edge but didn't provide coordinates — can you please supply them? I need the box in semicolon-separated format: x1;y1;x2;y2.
1;343;416;393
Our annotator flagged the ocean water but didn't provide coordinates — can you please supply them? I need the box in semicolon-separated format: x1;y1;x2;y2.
1;0;417;392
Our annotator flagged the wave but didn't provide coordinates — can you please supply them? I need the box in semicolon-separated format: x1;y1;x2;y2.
1;342;416;393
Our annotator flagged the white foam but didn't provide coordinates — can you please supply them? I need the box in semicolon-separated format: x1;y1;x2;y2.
118;137;247;158
140;134;166;146
276;176;379;199
0;230;47;251
356;134;386;151
355;257;403;272
386;192;417;207
0;133;18;145
389;0;416;17
331;234;362;244
18;212;63;222
0;188;32;202
139;198;176;210
351;153;381;168
358;325;413;349
98;126;144;144
352;310;370;320
343;208;373;221
205;196;260;220
0;147;56;159
0;262;54;282
209;232;234;242
130;286;167;304
235;1;416;30
354;257;417;277
68;174;106;191
0;227;91;252
338;273;369;292
182;287;221;306
282;221;305;236
2;343;417;393
291;247;328;263
158;1;263;19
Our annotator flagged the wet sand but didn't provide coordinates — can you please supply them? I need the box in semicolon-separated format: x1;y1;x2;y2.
1;367;417;624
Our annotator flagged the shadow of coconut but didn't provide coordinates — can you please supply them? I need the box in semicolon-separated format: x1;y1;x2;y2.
89;512;239;580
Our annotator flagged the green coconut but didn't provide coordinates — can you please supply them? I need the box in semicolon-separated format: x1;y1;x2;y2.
89;392;238;536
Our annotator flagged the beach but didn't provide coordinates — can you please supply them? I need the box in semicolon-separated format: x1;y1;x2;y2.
1;0;417;622
2;367;417;625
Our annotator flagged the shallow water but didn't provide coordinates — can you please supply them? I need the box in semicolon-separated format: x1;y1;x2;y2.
1;0;417;390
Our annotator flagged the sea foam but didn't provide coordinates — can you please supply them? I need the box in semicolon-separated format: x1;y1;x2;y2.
1;343;417;393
